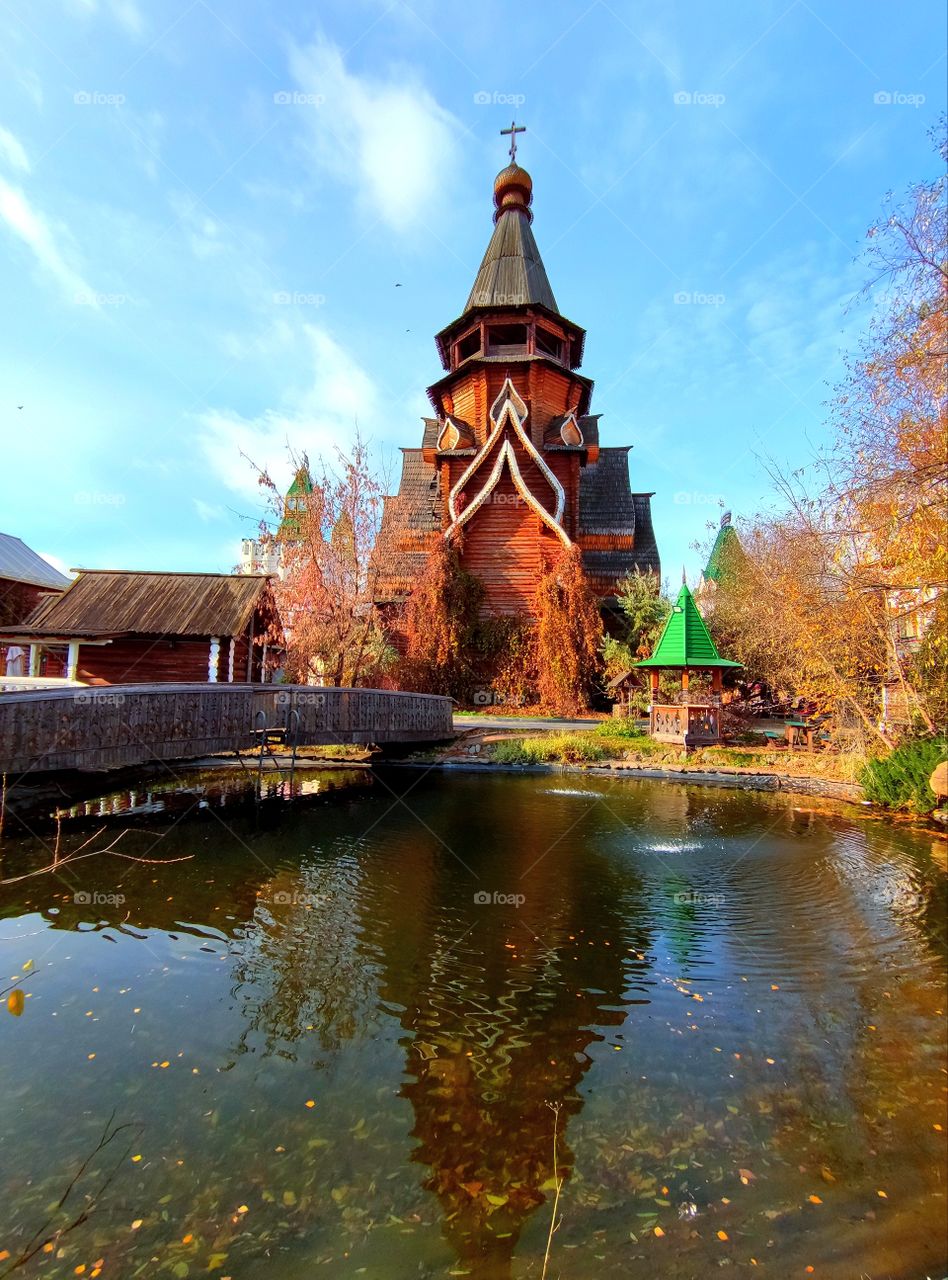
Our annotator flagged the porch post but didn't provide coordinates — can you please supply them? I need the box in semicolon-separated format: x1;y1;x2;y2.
711;668;722;696
28;644;39;676
227;637;235;683
208;637;220;683
66;641;80;681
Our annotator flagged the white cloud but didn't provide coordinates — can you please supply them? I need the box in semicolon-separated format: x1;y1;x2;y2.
15;70;44;111
121;108;165;180
198;323;380;500
0;125;30;173
168;191;225;259
286;33;460;234
0;177;98;304
64;0;144;36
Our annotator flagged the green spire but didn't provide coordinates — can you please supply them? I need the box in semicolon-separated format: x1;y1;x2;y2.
634;583;741;669
703;512;744;585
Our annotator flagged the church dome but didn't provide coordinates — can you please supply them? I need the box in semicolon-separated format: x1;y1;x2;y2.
493;163;533;222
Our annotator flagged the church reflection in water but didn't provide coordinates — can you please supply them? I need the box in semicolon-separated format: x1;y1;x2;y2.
350;779;657;1273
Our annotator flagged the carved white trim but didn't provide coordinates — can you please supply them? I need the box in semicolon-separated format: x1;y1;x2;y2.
437;419;460;451
445;377;570;546
560;411;583;447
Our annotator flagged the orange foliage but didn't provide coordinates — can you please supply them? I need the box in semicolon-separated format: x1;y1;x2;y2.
533;545;603;714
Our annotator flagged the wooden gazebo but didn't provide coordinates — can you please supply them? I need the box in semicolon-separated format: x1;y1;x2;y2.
634;583;741;746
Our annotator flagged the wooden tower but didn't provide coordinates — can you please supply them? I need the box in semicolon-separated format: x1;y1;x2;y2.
379;130;660;618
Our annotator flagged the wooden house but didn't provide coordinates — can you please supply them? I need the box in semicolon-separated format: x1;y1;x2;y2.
1;571;282;685
377;145;660;622
0;533;71;677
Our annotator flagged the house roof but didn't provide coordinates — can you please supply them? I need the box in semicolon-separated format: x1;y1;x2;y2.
0;533;71;591
13;571;274;638
634;583;741;669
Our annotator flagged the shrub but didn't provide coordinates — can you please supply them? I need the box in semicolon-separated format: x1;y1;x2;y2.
860;737;947;814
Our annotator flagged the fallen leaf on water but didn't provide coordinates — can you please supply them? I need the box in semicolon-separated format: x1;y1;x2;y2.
282;1190;297;1207
717;1230;729;1241
877;1190;888;1198
739;1168;755;1183
130;1219;143;1230
653;1226;665;1238
808;1195;822;1205
7;990;24;1017
820;1166;836;1184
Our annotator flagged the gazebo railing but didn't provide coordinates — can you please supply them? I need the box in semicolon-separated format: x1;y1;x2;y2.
650;703;720;745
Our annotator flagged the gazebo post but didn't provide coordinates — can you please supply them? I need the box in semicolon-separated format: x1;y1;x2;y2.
711;668;722;698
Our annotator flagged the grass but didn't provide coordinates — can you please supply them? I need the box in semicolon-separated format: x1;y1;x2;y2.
484;720;864;781
861;737;947;814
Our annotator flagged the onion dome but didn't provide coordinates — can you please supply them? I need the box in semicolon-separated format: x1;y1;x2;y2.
493;163;534;223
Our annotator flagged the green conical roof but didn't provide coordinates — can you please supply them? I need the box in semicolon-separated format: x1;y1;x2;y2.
634;583;741;669
703;517;744;585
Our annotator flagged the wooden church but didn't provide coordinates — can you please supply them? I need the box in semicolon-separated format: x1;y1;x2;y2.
378;128;660;617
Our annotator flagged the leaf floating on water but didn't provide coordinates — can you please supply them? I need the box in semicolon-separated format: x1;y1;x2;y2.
282;1190;297;1207
7;989;24;1016
207;1253;228;1271
739;1168;756;1183
808;1194;823;1205
22;960;33;972
653;1226;665;1238
820;1166;836;1184
485;1193;508;1207
717;1229;729;1241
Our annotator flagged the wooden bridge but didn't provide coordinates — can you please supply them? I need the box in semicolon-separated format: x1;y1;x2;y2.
0;684;454;777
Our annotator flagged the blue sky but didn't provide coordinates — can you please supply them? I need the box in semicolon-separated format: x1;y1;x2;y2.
0;0;944;585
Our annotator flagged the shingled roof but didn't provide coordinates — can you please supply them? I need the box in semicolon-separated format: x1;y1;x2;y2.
376;451;443;595
465;203;558;314
16;571;274;638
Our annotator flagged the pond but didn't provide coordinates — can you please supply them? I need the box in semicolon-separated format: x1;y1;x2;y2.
1;769;945;1279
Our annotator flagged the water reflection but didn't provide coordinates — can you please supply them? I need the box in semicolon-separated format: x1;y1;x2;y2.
0;769;944;1279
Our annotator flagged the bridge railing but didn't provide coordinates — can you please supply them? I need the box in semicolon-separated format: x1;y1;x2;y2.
0;684;454;776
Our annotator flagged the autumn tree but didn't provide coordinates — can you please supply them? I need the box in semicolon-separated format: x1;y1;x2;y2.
397;534;484;696
533;545;604;715
709;121;947;743
250;437;397;686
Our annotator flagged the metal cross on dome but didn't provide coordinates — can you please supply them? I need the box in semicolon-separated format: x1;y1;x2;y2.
500;120;525;162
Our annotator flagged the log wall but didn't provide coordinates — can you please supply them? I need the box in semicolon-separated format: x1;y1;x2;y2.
0;684;454;776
